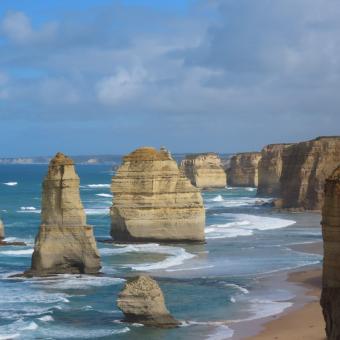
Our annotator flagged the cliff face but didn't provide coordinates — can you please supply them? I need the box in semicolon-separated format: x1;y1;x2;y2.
180;153;226;189
321;166;340;339
257;144;292;197
280;137;340;210
117;275;179;328
30;152;101;275
227;152;261;187
110;147;205;242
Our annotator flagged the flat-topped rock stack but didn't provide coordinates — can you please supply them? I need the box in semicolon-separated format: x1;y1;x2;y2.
110;147;205;243
29;152;101;275
257;143;292;197
279;136;340;211
321;166;340;339
0;219;4;240
117;275;180;328
180;153;226;189
227;152;261;187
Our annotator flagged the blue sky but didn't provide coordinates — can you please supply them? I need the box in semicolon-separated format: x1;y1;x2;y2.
0;0;339;156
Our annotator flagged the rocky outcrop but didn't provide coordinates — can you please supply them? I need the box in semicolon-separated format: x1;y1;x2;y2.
227;152;261;187
279;136;340;210
180;153;227;189
321;166;340;339
257;143;292;197
0;219;4;240
110;147;205;243
29;152;101;275
117;275;179;328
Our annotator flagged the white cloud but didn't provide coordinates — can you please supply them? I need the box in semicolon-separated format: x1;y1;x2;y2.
1;11;57;44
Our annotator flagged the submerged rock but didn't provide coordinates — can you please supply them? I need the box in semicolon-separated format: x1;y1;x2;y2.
280;136;340;210
257;143;292;197
227;152;261;187
110;147;205;243
28;152;101;275
117;275;180;328
180;153;227;189
321;166;340;339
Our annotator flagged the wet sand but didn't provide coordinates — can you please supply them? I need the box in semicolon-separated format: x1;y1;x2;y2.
246;242;325;340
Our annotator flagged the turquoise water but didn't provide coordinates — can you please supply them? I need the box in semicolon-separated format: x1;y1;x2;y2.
0;164;322;339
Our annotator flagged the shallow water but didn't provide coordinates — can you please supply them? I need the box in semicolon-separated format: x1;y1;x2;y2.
0;164;322;339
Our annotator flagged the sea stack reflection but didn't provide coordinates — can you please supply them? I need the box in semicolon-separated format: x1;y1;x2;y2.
29;152;101;275
110;147;205;242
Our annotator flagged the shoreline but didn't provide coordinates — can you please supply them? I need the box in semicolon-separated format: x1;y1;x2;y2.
242;241;325;339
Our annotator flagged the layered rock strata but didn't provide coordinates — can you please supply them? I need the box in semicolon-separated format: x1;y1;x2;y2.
257;143;292;197
29;152;101;275
110;147;205;242
279;136;340;210
180;153;227;189
117;275;179;328
227;152;261;187
321;166;340;339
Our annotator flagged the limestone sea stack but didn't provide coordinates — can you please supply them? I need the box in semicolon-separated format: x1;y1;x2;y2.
180;153;227;189
227;152;261;187
279;136;340;210
321;166;340;339
257;143;292;197
29;152;101;275
110;147;205;242
117;275;180;328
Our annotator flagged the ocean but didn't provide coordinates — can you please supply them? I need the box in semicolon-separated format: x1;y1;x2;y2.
0;164;322;339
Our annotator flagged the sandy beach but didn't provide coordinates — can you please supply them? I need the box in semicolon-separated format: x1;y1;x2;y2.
247;242;325;340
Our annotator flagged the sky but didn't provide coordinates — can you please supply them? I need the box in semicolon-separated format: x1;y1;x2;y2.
0;0;339;157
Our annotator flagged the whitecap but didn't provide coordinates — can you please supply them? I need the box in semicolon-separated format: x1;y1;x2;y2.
38;315;54;322
205;214;296;239
20;206;37;211
101;244;195;271
21;322;38;331
96;193;113;198
3;182;18;186
84;208;110;215
166;265;214;272
0;249;33;256
211;195;224;202
86;184;110;188
224;283;249;294
205;197;272;209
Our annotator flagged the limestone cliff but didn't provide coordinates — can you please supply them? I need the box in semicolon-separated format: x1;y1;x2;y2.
110;147;205;242
180;153;226;189
227;152;261;187
29;152;101;275
117;275;179;328
280;136;340;210
257;143;292;197
321;166;340;339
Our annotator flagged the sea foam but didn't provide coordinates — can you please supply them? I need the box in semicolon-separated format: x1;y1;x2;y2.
3;182;18;186
206;214;296;239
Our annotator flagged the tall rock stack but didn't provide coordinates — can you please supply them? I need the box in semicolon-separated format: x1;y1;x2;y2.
227;152;261;187
257;143;292;197
180;153;227;189
279;136;340;210
110;147;205;243
29;152;101;275
321;166;340;339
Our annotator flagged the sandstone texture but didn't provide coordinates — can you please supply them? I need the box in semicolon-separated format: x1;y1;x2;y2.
257;143;292;197
0;219;26;246
180;153;226;189
227;152;261;187
110;147;205;243
29;152;101;275
117;275;179;328
280;136;340;210
321;166;340;339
